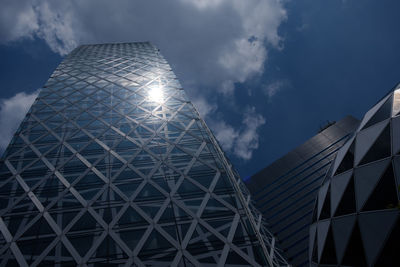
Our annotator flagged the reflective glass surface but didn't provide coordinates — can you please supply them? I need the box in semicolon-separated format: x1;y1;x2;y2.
0;43;286;266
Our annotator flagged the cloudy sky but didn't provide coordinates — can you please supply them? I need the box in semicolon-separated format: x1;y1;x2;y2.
1;0;400;178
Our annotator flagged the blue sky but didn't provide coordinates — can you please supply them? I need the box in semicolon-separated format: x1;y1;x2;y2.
0;0;400;178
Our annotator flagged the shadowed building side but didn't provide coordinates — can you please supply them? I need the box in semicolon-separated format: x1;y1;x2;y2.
245;115;360;267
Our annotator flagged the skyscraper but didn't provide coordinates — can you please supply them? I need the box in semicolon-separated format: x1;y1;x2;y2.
0;43;287;266
310;84;400;266
245;116;360;267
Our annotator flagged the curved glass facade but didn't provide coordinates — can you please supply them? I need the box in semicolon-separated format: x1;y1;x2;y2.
310;84;400;266
0;43;288;266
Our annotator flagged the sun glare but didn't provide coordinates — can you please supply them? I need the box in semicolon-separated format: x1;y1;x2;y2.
148;85;164;103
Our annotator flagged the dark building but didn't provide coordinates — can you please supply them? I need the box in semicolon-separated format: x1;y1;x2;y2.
245;115;360;266
0;43;288;266
310;84;400;266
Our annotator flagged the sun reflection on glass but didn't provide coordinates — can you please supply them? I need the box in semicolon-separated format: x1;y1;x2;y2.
148;85;164;103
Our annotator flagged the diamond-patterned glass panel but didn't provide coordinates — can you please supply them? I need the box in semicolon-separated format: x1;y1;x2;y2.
0;43;287;266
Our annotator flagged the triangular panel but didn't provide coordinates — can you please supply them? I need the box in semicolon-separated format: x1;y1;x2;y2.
374;216;400;266
358;93;391;131
355;119;388;166
317;220;330;262
317;182;330;220
332;136;355;175
334;175;356;216
331;215;356;263
392;156;400;190
341;222;367;266
319;185;331;220
334;141;355;175
330;171;353;216
358;210;398;266
320;226;337;265
361;94;393;130
354;158;390;211
362;162;398;211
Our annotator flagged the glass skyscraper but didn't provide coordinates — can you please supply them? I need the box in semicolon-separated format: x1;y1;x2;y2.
0;42;287;266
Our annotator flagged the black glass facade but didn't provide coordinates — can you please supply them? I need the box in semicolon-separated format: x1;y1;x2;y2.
245;116;360;267
0;43;288;266
310;84;400;266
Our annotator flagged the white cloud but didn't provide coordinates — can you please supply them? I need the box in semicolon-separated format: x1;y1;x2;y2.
263;80;289;98
233;107;266;160
0;1;38;41
0;0;285;160
219;38;267;83
216;0;287;87
220;80;235;96
180;0;226;10
34;2;77;55
233;0;286;48
211;107;265;160
192;96;217;118
186;0;287;90
192;97;266;160
0;91;39;152
0;0;287;96
0;1;76;55
212;121;239;152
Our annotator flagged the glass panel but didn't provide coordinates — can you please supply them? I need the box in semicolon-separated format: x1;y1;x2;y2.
363;95;393;129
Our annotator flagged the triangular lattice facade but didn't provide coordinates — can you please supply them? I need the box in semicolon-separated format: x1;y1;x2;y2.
310;84;400;266
0;43;288;266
